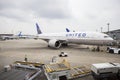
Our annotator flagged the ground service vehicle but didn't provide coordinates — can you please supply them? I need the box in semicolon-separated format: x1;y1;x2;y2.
108;47;120;54
91;63;120;80
59;52;68;57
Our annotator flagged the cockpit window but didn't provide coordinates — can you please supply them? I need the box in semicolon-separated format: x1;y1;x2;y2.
104;36;108;38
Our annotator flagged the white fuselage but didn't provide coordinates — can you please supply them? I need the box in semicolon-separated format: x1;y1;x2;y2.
38;31;113;46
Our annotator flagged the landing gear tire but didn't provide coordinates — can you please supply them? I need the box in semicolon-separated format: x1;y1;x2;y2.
62;43;68;47
109;49;114;53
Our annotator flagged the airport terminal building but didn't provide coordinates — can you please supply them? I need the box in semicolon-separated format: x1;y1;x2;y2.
105;29;120;40
0;34;13;40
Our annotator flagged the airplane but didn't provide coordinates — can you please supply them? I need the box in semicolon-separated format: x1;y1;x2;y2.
1;31;35;40
1;32;22;40
18;32;32;39
35;23;114;48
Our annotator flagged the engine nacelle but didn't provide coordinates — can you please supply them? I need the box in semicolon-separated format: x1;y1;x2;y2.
48;39;61;48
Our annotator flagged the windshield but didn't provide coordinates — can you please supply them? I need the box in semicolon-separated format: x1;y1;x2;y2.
104;36;109;38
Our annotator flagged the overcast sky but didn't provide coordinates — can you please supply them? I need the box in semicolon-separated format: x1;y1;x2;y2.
0;0;120;34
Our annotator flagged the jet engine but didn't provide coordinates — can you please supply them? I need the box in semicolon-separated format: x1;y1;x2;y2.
48;39;61;48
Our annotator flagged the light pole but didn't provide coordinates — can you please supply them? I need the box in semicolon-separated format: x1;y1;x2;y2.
107;23;110;34
101;27;103;32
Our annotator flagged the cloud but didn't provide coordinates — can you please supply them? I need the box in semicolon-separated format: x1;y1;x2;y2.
0;0;120;34
28;0;72;19
0;0;72;21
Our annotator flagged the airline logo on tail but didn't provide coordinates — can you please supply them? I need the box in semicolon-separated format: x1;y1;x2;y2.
18;32;22;37
66;28;75;32
66;28;70;32
36;23;42;34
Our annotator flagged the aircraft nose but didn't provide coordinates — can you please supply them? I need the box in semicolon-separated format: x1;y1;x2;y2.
109;37;114;40
111;40;117;46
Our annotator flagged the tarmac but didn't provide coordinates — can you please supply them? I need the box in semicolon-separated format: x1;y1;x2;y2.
0;39;120;80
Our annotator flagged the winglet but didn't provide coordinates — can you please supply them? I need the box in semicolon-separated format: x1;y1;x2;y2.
36;23;42;34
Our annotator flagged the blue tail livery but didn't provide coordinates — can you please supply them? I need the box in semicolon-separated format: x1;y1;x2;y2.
36;23;42;34
18;32;22;37
66;28;70;32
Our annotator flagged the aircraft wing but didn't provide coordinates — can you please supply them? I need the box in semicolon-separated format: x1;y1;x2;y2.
35;35;67;42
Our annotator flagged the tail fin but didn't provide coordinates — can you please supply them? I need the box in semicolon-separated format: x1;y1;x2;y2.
36;23;42;34
66;28;70;32
18;32;22;36
66;28;75;32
